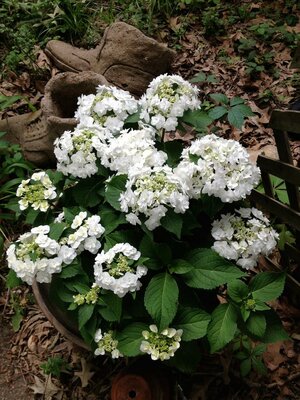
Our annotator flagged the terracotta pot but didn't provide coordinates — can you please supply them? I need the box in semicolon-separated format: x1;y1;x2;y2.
111;360;173;400
32;280;89;350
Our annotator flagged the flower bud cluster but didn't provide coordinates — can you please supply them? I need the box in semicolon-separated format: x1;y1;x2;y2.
73;284;100;305
94;329;122;358
140;325;183;361
211;207;279;269
16;171;57;212
93;243;147;297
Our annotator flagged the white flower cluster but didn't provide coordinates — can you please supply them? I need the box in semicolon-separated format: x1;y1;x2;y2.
140;74;200;132
6;225;76;284
175;134;261;203
54;126;110;178
93;243;147;297
211;207;279;270
94;329;122;358
140;325;183;361
59;211;105;255
16;171;57;212
119;165;189;231
101;125;167;174
75;85;138;134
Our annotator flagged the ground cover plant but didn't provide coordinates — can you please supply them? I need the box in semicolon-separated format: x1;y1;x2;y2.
1;1;300;399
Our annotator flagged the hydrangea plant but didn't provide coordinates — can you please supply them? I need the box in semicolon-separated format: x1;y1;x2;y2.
7;74;288;373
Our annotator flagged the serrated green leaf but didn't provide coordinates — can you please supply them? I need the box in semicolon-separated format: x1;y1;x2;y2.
183;248;246;289
240;358;252;376
139;235;171;268
190;72;206;83
6;269;22;288
230;97;245;106
11;308;24;332
98;292;122;322
260;310;289;343
249;272;286;302
117;322;148;356
252;358;267;375
144;273;179;330
124;110;141;124
227;107;245;129
207;303;238;353
59;261;84;279
227;280;249;303
162;140;184;167
169;259;193;275
208;106;228;120
165;341;201;373
78;304;94;330
174;306;211;341
105;174;127;211
98;204;126;234
72;177;104;207
210;93;229;105
48;222;67;241
161;210;183;239
233;104;254;117
246;313;266;338
181;109;213;130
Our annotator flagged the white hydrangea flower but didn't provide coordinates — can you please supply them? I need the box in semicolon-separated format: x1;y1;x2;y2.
6;226;63;284
94;329;123;358
174;134;261;203
211;207;279;270
93;243;147;297
16;171;57;212
140;325;183;361
119;165;189;230
59;211;105;255
139;74;200;132
54;126;110;178
101;125;168;174
75;85;138;134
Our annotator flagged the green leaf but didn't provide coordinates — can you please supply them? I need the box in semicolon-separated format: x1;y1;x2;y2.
190;72;207;83
124;110;141;124
183;249;246;290
161;210;183;239
233;104;254;117
210;93;229;105
208;106;228;120
116;322;148;356
246;313;266;338
98;292;122;322
240;358;252;376
162;140;183;167
11;308;24;332
72;177;104;207
25;208;39;224
139;235;172;268
169;259;193;275
252;358;267;375
249;272;286;302
181;109;213;130
174;306;211;341
144;272;179;330
207;303;238;353
78;304;94;330
230;97;245;106
59;261;84;279
105;174;127;211
165;341;201;373
227;107;245;129
260;311;289;343
6;269;22;289
48;222;67;241
98;204;126;234
227;280;249;303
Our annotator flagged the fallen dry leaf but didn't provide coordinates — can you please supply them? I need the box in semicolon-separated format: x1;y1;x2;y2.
74;357;95;388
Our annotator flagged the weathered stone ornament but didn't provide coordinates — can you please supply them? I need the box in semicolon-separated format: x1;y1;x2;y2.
0;22;175;166
45;21;176;97
0;72;108;166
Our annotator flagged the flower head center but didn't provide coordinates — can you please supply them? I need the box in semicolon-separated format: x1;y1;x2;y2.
107;254;134;277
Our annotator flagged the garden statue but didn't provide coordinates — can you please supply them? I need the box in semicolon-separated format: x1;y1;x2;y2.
0;22;175;166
